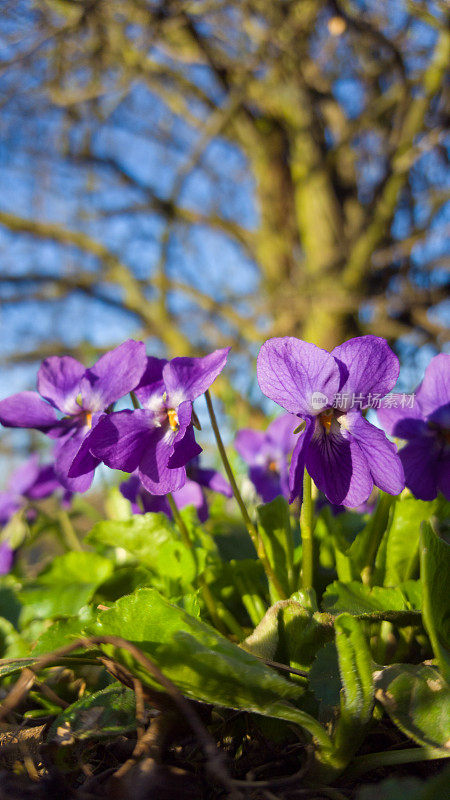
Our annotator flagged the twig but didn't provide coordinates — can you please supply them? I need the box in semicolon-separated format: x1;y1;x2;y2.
0;636;241;797
132;676;146;740
232;747;313;789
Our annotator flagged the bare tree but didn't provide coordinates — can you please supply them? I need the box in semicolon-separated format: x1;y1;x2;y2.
0;0;448;388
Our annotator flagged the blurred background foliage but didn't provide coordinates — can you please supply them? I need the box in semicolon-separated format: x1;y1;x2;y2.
0;0;449;444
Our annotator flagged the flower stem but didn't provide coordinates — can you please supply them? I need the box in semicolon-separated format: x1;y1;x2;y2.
204;389;286;599
130;391;140;409
58;510;82;551
300;469;314;590
167;493;244;638
166;493;192;550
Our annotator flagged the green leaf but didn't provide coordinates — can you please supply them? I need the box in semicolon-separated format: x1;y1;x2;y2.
104;486;133;520
322;580;422;625
0;616;29;659
375;664;450;751
93;565;154;604
375;497;438;586
88;588;332;750
333;614;374;763
242;599;333;671
256;496;294;600
350;493;395;581
18;552;113;623
0;658;36;680
32;606;95;655
309;641;342;720
357;770;450;800
222;559;267;627
420;523;450;683
0;577;22;628
87;514;205;589
47;684;137;743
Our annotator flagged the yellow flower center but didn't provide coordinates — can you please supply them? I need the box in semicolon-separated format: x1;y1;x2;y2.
167;408;179;431
85;411;93;429
268;460;278;472
319;409;333;433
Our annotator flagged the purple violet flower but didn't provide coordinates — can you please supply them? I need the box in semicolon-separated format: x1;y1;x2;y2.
120;459;232;523
0;341;147;492
235;414;298;503
0;455;72;525
71;348;230;495
1;454;73;575
257;336;405;507
377;354;450;500
0;541;14;576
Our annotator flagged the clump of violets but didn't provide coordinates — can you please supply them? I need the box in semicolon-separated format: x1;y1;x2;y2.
120;457;232;522
0;341;147;492
378;354;449;501
0;455;71;525
235;414;298;503
0;455;71;575
257;335;405;507
71;349;230;494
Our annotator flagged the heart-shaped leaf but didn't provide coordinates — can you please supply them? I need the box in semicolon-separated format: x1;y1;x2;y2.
375;663;450;751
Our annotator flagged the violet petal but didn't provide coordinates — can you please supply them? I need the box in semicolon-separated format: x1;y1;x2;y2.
54;429;96;492
195;468;232;497
377;397;426;439
0;495;21;527
81;409;154;473
8;455;40;495
343;411;404;495
81;340;147;411
138;427;187;495
134;357;167;407
331;336;399;408
25;465;61;500
173;479;205;513
415;353;450;422
249;465;283;504
266;413;299;454
0;542;14;576
400;436;441;501
288;416;315;503
234;429;265;465
163;347;230;403
0;391;59;431
37;356;85;415
306;423;373;507
257;337;340;415
168;425;202;469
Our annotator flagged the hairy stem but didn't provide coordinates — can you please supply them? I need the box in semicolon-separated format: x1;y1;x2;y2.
300;470;314;590
204;389;286;599
58;509;82;551
167;493;244;637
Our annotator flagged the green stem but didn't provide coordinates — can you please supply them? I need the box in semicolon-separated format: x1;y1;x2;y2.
299;469;314;590
166;493;193;550
130;390;140;409
58;509;82;551
204;389;286;599
167;493;243;638
347;746;449;779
